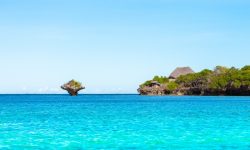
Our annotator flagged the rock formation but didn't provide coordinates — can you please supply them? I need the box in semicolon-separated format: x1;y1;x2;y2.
138;66;250;96
138;81;168;95
61;80;85;96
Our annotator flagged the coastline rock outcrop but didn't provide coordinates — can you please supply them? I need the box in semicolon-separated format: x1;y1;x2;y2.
61;80;85;96
138;66;250;96
138;81;168;95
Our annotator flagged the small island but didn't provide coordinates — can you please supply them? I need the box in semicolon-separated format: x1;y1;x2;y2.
138;66;250;96
61;80;85;96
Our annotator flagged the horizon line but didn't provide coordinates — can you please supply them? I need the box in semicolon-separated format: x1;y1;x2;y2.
0;93;138;95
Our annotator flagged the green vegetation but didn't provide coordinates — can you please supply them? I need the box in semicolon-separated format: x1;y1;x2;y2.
166;82;178;92
140;76;169;87
139;65;250;95
68;80;83;89
176;69;212;89
153;76;169;84
208;66;250;91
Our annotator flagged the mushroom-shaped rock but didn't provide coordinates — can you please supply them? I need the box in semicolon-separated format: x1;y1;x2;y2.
61;80;85;96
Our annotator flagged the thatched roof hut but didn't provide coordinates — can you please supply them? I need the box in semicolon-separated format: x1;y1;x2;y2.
169;67;194;79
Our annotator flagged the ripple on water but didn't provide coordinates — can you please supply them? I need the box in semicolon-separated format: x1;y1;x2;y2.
0;95;249;149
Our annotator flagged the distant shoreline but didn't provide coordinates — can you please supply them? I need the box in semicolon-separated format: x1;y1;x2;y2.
0;94;139;95
0;94;250;97
138;66;250;96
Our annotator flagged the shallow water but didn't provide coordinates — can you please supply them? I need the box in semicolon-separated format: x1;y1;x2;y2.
0;95;249;149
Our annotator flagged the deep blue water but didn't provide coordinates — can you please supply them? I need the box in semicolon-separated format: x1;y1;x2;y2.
0;95;249;149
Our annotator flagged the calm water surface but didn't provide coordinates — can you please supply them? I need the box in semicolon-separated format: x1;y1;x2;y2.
0;95;249;149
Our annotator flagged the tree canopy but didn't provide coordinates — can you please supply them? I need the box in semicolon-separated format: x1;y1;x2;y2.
67;80;83;89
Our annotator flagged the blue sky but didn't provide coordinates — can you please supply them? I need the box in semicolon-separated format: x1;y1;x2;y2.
0;0;250;94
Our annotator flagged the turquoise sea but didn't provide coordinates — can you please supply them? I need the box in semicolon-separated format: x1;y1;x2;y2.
0;95;249;149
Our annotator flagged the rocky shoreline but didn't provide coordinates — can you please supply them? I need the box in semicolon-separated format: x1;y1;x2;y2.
138;66;250;96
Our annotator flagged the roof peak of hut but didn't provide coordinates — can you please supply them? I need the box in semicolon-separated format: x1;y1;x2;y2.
169;67;194;79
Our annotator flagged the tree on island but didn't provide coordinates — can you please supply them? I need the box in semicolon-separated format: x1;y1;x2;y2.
61;80;85;96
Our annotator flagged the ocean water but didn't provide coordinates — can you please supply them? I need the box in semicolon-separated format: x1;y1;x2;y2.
0;95;249;149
